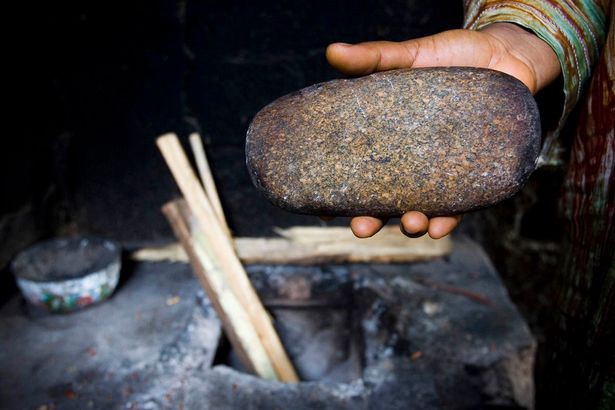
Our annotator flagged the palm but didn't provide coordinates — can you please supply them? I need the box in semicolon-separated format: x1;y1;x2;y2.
326;24;559;238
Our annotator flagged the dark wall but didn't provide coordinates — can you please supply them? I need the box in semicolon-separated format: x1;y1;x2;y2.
2;0;463;261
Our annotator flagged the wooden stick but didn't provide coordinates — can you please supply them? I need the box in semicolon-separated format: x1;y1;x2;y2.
156;133;299;382
188;132;229;231
163;200;277;379
131;225;452;265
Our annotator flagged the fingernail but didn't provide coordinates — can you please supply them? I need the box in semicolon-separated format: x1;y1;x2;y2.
400;224;426;238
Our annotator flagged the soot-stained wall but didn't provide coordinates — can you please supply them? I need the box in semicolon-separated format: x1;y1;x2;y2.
2;0;462;253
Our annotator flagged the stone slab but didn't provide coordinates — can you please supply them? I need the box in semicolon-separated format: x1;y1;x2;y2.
0;237;535;409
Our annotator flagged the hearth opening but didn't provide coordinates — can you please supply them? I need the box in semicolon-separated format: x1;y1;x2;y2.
213;305;364;383
213;266;366;383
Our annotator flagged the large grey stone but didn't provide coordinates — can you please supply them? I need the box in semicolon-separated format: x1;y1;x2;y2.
246;67;540;217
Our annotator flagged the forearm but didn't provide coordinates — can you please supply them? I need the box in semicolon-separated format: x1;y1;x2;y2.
464;0;609;165
464;0;607;104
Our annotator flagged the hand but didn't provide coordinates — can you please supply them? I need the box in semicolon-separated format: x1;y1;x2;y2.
326;23;560;239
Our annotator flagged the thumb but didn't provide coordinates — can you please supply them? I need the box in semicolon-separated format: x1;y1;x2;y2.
326;30;499;76
326;40;421;76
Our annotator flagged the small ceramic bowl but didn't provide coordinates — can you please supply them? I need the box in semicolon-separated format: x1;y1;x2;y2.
11;237;121;313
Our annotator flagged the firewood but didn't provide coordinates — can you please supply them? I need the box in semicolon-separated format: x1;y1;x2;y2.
131;226;452;265
188;132;229;233
162;200;276;379
157;133;298;382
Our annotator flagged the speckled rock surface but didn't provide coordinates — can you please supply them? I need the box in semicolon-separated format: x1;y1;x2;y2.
246;67;540;217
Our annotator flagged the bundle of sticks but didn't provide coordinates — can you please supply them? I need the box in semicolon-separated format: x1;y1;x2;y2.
156;133;298;382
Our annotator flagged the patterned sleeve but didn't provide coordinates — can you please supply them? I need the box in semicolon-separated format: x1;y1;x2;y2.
463;0;609;165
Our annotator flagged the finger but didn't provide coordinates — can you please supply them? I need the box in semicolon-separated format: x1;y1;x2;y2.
350;216;387;238
427;215;462;239
400;211;429;237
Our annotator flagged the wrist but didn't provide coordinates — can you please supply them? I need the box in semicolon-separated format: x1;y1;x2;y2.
480;23;560;93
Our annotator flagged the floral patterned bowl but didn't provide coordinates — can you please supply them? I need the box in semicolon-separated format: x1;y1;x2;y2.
11;237;121;313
